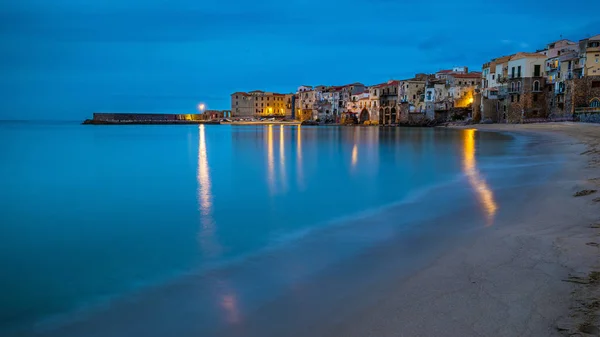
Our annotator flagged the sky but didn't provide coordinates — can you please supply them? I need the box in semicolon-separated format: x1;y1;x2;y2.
1;0;599;120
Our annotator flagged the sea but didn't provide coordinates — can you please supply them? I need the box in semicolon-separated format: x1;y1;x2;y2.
0;122;563;336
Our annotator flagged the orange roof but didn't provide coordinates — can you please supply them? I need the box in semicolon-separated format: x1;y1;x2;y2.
436;69;453;74
510;52;546;60
451;72;482;79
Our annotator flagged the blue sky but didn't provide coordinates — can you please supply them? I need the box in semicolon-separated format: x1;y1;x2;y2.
1;0;599;120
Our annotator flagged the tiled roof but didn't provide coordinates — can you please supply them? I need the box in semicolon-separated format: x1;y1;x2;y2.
231;92;251;96
510;52;546;60
436;69;453;74
450;72;482;78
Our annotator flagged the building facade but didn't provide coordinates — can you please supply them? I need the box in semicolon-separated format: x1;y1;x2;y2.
230;90;293;118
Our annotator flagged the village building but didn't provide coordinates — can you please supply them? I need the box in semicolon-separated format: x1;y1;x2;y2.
579;35;600;76
231;90;294;119
505;52;548;122
369;80;400;125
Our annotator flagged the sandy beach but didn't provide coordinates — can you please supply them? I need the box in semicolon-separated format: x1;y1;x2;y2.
321;123;600;337
10;123;599;337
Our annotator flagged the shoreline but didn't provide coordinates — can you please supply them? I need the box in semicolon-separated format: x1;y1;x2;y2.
326;123;600;336
10;123;599;336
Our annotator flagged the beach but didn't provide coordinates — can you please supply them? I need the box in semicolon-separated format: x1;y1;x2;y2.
3;123;599;337
321;123;600;337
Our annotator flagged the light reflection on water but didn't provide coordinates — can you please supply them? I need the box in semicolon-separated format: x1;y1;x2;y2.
296;125;304;190
0;124;516;334
462;129;498;226
197;124;220;257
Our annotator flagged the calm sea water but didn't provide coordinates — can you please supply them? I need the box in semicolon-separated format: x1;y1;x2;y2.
0;122;558;335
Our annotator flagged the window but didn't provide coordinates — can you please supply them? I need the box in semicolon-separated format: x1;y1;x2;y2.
511;95;514;102
517;94;521;102
511;67;515;78
517;81;521;92
236;95;238;99
591;99;600;107
459;81;462;85
534;65;541;77
511;82;515;92
517;65;521;78
533;81;540;92
492;74;495;80
413;95;416;100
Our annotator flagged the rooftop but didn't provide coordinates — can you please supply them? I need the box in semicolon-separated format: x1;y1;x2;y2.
450;72;482;79
510;52;547;60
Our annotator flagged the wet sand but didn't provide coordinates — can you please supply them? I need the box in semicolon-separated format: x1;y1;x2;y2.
325;123;600;337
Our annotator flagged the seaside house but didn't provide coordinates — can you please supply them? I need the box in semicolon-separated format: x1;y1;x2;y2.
347;90;370;122
424;79;452;120
506;52;548;122
480;55;512;122
447;72;481;110
230;90;292;118
231;92;254;117
580;35;600;76
369;80;400;125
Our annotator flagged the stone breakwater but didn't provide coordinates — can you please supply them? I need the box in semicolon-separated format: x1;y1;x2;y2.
82;113;219;125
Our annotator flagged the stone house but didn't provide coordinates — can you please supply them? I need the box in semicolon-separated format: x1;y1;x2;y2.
399;79;426;112
230;92;254;117
230;90;293;118
506;53;548;122
371;80;400;125
581;35;600;76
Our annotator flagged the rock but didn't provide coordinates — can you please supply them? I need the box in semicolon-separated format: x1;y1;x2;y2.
574;190;597;197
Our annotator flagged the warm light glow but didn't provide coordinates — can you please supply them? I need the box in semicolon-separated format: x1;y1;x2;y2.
197;103;205;112
267;125;275;195
296;125;304;190
279;125;287;193
468;97;474;104
221;294;240;324
351;144;358;167
463;129;498;226
197;124;220;257
197;124;211;214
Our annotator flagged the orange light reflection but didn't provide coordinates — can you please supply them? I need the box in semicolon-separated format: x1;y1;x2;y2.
279;125;287;193
463;129;498;226
267;125;275;195
296;125;304;190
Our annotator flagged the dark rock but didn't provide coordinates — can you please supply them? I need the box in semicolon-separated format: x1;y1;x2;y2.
574;190;597;197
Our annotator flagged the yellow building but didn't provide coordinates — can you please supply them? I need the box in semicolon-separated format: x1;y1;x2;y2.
230;90;292;118
583;34;600;76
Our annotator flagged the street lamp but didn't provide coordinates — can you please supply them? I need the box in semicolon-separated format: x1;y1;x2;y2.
197;103;206;113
